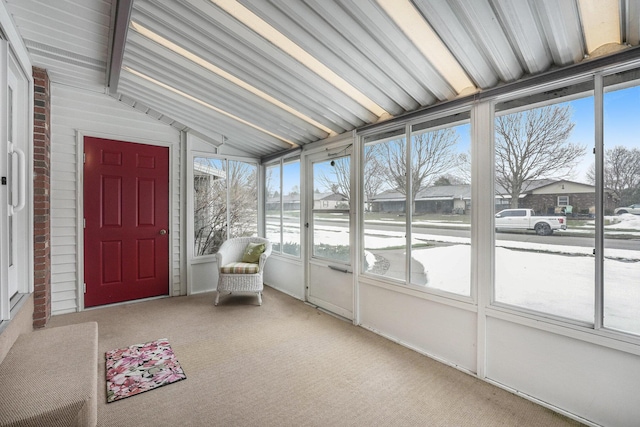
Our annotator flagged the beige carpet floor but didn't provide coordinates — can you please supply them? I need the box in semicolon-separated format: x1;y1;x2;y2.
48;287;584;427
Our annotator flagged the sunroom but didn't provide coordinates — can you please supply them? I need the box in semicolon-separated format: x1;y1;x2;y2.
1;1;640;426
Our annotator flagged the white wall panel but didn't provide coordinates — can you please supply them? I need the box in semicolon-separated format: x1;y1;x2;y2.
486;317;640;426
358;282;477;372
50;83;182;315
190;261;217;295
263;256;304;301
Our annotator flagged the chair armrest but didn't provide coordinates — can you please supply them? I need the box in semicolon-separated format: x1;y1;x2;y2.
257;252;269;271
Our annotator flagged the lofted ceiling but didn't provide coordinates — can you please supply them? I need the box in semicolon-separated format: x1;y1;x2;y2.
6;0;640;158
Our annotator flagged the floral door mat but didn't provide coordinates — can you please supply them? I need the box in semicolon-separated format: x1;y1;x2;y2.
106;338;187;403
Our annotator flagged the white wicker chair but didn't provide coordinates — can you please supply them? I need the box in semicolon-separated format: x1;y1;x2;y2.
215;237;272;306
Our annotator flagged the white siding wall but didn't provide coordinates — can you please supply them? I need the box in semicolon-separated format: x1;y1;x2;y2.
50;84;182;315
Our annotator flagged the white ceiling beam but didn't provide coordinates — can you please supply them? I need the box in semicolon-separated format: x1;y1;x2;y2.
128;22;332;139
143;0;376;124
240;0;416;113
123;38;319;144
447;0;523;83
209;0;388;118
377;0;476;95
305;0;433;108
118;72;294;153
334;0;454;101
108;0;134;94
628;0;640;45
577;0;621;54
491;0;552;75
412;0;499;89
131;2;363;131
531;0;585;65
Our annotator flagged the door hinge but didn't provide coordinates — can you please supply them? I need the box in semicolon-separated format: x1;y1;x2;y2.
305;222;309;228
83;283;86;293
83;153;86;163
593;147;596;154
83;218;86;228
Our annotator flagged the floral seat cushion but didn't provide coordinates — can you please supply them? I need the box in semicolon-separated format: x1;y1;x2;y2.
220;262;260;274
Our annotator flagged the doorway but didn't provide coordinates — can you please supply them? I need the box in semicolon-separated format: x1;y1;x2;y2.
1;40;28;320
83;137;169;307
306;147;353;319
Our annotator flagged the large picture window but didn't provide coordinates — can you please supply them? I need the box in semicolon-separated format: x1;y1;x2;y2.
603;67;640;335
362;111;472;297
493;81;595;322
265;158;301;257
193;156;258;256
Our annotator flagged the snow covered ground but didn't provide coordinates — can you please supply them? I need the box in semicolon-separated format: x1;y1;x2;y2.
268;214;640;335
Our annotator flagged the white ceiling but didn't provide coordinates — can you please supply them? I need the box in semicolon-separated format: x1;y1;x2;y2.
6;0;640;157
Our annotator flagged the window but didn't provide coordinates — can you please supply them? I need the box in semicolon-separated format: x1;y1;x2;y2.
558;196;569;206
410;114;471;295
265;158;300;257
494;81;595;322
362;111;472;297
193;157;257;256
363;128;407;282
265;163;281;253
312;156;350;263
603;67;640;335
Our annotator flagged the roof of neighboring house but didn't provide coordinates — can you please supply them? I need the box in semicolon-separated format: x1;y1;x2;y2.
193;161;225;178
370;185;471;202
318;192;348;201
266;192;348;204
371;179;600;202
266;193;301;204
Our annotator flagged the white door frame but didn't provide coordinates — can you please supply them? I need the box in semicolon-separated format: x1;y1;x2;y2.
304;139;355;319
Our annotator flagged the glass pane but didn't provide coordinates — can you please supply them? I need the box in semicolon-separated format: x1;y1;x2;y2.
229;160;258;239
265;163;281;252
410;117;471;295
193;157;227;256
282;159;301;257
603;68;640;335
363;130;407;281
313;157;350;263
494;83;595;322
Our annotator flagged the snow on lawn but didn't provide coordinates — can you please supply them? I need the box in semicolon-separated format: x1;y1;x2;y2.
603;213;640;229
270;217;640;333
410;244;640;333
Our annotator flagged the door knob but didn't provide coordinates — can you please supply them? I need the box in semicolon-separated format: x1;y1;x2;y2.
159;229;167;235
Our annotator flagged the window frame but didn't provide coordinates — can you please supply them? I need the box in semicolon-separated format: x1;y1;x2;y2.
491;76;596;327
190;153;259;259
358;107;474;303
263;155;301;259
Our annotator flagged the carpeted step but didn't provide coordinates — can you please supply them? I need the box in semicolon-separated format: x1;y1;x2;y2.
0;322;98;427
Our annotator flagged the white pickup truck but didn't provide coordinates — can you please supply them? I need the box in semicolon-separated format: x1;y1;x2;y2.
495;208;566;236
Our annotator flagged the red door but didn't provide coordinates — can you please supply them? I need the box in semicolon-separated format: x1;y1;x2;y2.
84;137;169;307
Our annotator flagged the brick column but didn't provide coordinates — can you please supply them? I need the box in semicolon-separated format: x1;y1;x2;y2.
33;67;51;328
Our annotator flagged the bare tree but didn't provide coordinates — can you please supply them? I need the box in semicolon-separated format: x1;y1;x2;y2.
495;104;585;208
193;160;257;256
587;146;640;206
318;157;350;200
319;144;390;209
363;144;387;210
382;128;460;212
